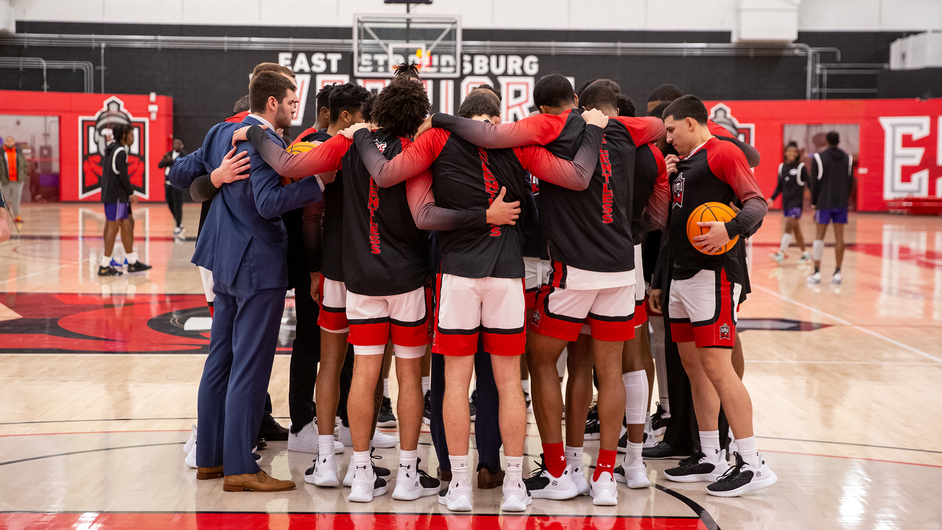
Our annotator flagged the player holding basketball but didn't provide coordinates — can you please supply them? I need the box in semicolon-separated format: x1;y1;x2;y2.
661;95;776;497
769;142;811;264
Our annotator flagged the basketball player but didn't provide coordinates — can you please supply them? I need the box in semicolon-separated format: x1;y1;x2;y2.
234;74;519;504
808;131;853;285
429;77;664;505
293;84;337;143
98;122;151;276
661;95;776;497
342;87;609;510
769;142;811;264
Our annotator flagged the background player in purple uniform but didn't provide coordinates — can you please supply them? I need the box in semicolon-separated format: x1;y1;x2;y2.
769;142;811;264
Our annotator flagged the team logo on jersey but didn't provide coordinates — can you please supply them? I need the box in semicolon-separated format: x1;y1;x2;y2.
719;323;731;340
708;104;755;146
374;140;387;153
78;97;148;199
531;311;541;327
671;173;685;208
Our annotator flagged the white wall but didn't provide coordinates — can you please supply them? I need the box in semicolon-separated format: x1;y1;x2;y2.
10;0;942;32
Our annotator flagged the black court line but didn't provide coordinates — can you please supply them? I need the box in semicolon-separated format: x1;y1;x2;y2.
655;484;721;530
0;442;184;467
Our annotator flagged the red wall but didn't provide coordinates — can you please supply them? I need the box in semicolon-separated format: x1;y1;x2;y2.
0;90;173;202
703;98;942;212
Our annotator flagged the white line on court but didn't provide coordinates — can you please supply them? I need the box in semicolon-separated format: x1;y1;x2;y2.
752;284;942;364
0;264;70;287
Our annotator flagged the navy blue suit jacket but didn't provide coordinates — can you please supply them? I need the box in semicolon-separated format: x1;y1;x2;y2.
169;115;324;290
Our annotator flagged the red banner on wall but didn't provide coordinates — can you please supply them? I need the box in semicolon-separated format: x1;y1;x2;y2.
0;90;173;202
703;98;942;212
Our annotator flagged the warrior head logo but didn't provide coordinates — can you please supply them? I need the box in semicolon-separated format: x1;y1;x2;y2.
719;323;731;340
79;97;148;199
671;173;685;208
374;140;387;153
708;103;755;146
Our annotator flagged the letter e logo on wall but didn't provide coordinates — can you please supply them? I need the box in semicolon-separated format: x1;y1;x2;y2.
878;116;931;199
78;97;148;199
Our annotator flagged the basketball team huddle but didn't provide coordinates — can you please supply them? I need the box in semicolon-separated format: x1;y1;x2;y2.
169;62;775;512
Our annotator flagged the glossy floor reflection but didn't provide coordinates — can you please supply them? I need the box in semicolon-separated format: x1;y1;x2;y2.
1;204;941;530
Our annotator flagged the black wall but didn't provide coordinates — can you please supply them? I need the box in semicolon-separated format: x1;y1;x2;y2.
2;21;918;152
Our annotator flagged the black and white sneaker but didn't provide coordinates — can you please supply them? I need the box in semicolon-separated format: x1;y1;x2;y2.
707;452;777;497
126;261;152;273
98;265;123;277
523;455;580;500
422;390;431;425
377;396;397;427
650;403;670;436
524;391;533;414
469;390;477;421
664;450;726;483
642;441;691;460
617;429;628;453
392;458;440;500
584;417;600;440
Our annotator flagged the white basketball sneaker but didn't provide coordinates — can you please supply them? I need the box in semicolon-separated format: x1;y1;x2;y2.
288;421;319;453
392;459;440;500
183;424;197;454
438;478;473;512
500;477;531;512
707;452;777;497
614;456;651;488
305;452;340;487
589;471;618;506
568;459;590;495
523;460;580;500
347;463;387;503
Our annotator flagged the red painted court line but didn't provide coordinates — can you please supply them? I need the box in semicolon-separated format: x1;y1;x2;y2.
0;513;707;530
0;429;190;438
763;449;942;469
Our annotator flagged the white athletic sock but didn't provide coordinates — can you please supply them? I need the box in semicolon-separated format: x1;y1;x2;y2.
505;456;523;481
521;379;530;393
421;376;430;394
318;435;335;457
100;254;112;267
449;455;469;482
564;445;583;468
779;233;792;253
353;450;371;470
660;398;670;415
383;378;390;399
626;441;643;462
735;436;761;468
623;370;648;425
399;449;417;469
699;430;722;462
126;251;138;264
812;239;825;261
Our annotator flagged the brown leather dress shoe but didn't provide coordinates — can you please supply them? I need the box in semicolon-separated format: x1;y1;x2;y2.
196;465;224;480
223;471;296;492
477;467;505;489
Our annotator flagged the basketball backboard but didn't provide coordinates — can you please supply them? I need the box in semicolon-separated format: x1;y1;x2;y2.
353;14;461;79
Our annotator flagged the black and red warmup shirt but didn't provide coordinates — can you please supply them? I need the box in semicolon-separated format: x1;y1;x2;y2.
295;127;329;144
771;161;808;211
632;142;667;245
431;111;664;271
341;129;429;296
293;130;346;282
351;124;604;279
669;137;765;284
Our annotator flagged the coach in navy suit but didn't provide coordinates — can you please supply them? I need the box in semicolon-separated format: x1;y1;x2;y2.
170;71;328;492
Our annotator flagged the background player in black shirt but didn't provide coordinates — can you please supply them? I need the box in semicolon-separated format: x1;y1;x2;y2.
769;142;811;264
808;131;854;285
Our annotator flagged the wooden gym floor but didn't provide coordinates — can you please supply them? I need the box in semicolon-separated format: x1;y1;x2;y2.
1;203;940;530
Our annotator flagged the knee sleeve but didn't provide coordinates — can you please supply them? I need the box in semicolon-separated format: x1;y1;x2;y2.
354;344;385;356
622;369;648;426
812;240;825;261
394;344;427;359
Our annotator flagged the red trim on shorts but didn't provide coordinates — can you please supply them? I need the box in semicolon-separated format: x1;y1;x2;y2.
348;320;390;346
584;314;635;342
549;261;566;289
691;269;736;349
529;286;582;342
524;288;539;313
316;275;348;332
390;317;430;348
483;326;526;356
434;329;479;356
633;297;648;327
670;321;695;343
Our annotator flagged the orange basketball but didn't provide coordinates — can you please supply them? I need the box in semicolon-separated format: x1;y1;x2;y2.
281;142;318;185
686;202;740;255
